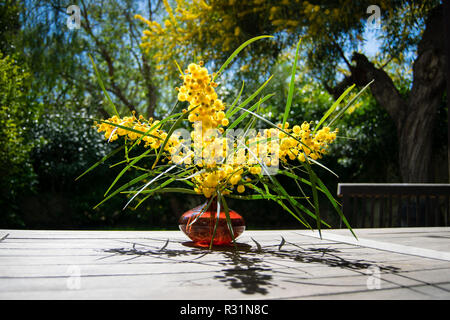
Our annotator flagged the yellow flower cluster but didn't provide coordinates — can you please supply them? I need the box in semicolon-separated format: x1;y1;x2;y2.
277;122;338;162
134;0;245;78
96;63;338;199
187;121;337;198
192;166;245;198
95;112;178;151
177;62;228;132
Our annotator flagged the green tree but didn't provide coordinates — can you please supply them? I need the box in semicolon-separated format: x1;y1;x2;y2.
17;0;166;118
2;0;176;227
0;52;40;227
0;0;21;54
256;55;400;182
139;0;447;183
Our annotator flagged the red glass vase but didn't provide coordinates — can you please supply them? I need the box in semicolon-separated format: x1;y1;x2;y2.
179;199;245;247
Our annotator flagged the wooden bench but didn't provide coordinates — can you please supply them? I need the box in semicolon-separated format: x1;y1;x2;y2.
337;183;450;228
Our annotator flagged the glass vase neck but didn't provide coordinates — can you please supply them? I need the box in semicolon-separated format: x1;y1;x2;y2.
209;197;218;212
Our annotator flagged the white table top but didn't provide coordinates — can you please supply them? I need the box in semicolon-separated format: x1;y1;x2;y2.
1;227;449;299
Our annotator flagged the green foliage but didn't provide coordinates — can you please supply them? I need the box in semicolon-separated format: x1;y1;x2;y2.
138;0;441;90
31;109;113;190
265;56;400;182
25;107;190;229
0;0;21;54
17;0;164;117
25;108;115;227
0;52;39;227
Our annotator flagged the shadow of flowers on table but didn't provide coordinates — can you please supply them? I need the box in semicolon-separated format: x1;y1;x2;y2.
211;245;274;295
101;237;400;296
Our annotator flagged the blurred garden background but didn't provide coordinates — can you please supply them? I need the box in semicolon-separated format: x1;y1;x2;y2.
0;0;448;230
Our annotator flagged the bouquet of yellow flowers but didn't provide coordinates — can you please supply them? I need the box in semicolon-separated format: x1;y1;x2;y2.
81;36;369;248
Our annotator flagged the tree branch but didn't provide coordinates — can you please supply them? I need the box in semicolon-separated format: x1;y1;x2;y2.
350;52;406;125
408;4;446;112
79;0;138;115
332;40;352;71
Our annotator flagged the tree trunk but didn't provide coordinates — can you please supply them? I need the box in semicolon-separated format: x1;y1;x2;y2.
397;100;436;183
348;5;447;183
142;55;157;118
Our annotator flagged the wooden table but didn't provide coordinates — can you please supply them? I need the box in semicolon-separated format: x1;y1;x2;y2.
1;227;449;300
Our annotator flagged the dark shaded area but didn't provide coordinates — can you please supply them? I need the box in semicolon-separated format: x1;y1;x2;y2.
338;184;450;228
103;238;400;295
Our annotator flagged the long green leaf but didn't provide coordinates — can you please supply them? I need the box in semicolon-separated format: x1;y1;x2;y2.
313;84;355;134
266;179;331;228
122;187;199;195
308;157;339;178
278;170;322;192
213;35;273;82
124;153;193;209
209;198;221;249
93;171;153;209
327;80;374;127
303;155;322;238
233;105;315;154
315;176;357;239
229;182;307;202
187;196;216;228
282;38;302;127
225;80;245;117
219;192;236;248
285;167;315;208
151;106;198;170
269;177;320;228
226;75;273;119
240;141;312;228
99;120;162;141
242;95;262;135
109;153;155;169
129;112;182;153
75;145;124;181
104;148;152;197
131;170;193;209
228;93;274;130
254;168;331;228
89;55;119;117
